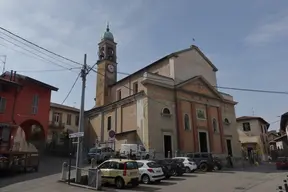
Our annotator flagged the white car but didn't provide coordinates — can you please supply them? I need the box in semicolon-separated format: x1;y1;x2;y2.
136;160;165;184
173;157;197;173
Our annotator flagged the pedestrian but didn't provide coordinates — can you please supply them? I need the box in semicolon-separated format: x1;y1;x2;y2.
226;154;234;168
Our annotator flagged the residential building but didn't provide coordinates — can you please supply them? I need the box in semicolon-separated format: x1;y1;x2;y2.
267;130;279;143
47;102;80;143
237;116;270;161
85;25;241;158
0;71;58;150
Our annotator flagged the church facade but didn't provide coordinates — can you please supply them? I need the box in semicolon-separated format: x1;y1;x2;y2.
84;25;241;158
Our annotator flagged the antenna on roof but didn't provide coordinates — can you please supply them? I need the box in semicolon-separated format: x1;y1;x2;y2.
0;55;7;74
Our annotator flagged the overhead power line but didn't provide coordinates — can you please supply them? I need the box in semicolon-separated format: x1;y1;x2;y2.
0;26;83;66
61;72;81;104
90;67;288;95
0;31;75;68
16;68;80;73
0;42;79;74
0;37;74;70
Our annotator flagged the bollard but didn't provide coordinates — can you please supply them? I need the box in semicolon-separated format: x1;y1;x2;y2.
167;151;171;158
96;168;102;190
278;186;283;192
60;162;68;181
174;150;178;158
91;158;96;168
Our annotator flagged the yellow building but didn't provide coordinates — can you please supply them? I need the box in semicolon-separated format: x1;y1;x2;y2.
84;25;241;158
47;102;80;143
237;116;270;161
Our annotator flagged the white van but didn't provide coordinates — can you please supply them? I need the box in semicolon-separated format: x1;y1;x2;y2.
120;144;150;160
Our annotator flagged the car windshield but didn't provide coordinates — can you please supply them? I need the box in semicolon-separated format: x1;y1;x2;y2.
125;161;138;169
147;162;161;168
89;148;101;153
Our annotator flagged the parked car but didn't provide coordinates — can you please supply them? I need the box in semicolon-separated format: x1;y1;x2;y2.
87;146;114;163
213;157;223;170
166;158;185;176
136;160;165;184
97;159;139;189
186;152;216;172
120;144;150;160
276;157;288;170
173;157;197;173
153;159;175;179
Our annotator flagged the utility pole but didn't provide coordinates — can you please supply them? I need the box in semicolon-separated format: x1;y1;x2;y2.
75;54;87;182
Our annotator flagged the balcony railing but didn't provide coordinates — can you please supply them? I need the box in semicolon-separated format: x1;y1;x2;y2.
49;121;65;129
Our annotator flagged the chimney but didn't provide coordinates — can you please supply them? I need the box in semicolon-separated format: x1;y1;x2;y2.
10;70;13;81
13;71;16;81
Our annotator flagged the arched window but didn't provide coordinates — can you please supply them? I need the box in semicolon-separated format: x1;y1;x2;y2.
162;108;171;115
212;118;218;132
184;114;191;130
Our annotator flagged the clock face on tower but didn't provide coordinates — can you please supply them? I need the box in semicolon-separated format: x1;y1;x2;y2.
107;64;115;73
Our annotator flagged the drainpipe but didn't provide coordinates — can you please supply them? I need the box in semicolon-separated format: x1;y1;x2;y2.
173;83;180;155
11;71;19;124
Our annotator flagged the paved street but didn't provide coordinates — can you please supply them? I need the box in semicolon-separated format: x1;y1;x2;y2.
0;158;287;192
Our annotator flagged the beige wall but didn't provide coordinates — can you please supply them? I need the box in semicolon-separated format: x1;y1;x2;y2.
49;107;79;132
86;97;149;151
110;59;171;102
173;49;217;86
146;84;177;158
237;119;269;159
221;103;242;157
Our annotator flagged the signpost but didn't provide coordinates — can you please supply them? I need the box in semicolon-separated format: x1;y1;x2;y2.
68;132;84;184
69;132;84;139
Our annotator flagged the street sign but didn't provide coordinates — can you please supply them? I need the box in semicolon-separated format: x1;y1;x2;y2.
108;130;115;138
69;132;84;138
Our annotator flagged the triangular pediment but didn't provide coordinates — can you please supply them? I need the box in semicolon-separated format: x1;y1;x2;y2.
176;76;223;100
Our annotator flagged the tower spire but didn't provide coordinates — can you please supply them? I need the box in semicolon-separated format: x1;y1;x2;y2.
106;22;110;32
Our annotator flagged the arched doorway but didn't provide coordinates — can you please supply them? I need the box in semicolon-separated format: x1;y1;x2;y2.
20;119;45;151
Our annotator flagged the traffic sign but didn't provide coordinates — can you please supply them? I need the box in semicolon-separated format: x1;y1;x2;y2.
69;132;84;138
108;130;115;138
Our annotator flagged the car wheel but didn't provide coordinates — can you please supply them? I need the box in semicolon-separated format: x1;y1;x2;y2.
142;174;150;184
172;169;177;176
185;167;191;173
199;163;208;172
115;177;125;189
214;165;218;171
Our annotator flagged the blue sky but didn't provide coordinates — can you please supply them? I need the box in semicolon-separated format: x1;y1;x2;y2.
0;0;288;130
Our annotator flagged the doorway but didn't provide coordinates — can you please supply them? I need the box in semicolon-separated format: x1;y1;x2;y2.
164;135;172;158
226;139;233;156
199;131;208;152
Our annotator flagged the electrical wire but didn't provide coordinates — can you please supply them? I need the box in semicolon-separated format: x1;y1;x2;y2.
90;67;288;95
0;42;80;74
0;26;83;66
61;72;81;104
0;37;74;70
16;68;80;73
0;31;76;68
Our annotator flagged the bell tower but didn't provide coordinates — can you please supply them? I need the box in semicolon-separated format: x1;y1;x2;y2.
95;24;117;107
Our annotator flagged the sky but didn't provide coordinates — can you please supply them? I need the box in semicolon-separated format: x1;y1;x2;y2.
0;0;288;130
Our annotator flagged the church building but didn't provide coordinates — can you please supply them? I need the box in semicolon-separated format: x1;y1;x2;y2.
85;25;241;158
